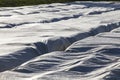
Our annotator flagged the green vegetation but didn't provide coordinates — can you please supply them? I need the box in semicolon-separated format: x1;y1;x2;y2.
0;0;75;7
0;0;119;7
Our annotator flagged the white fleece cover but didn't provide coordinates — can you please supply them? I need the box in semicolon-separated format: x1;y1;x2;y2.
1;27;120;80
0;1;120;80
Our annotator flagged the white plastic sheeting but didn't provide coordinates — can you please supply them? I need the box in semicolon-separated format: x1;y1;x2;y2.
0;28;120;80
0;1;120;80
1;27;120;80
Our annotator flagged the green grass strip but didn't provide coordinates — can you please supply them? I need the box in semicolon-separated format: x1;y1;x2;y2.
0;0;119;7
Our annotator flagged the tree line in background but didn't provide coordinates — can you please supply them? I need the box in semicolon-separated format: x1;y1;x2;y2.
0;0;119;7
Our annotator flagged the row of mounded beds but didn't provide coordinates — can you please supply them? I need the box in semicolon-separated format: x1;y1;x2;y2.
0;26;120;80
0;21;120;72
1;1;119;28
0;2;120;74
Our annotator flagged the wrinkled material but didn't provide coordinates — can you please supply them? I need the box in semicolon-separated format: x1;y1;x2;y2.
0;1;120;80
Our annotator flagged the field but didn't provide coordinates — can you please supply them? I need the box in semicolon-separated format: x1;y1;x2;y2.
0;1;120;80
